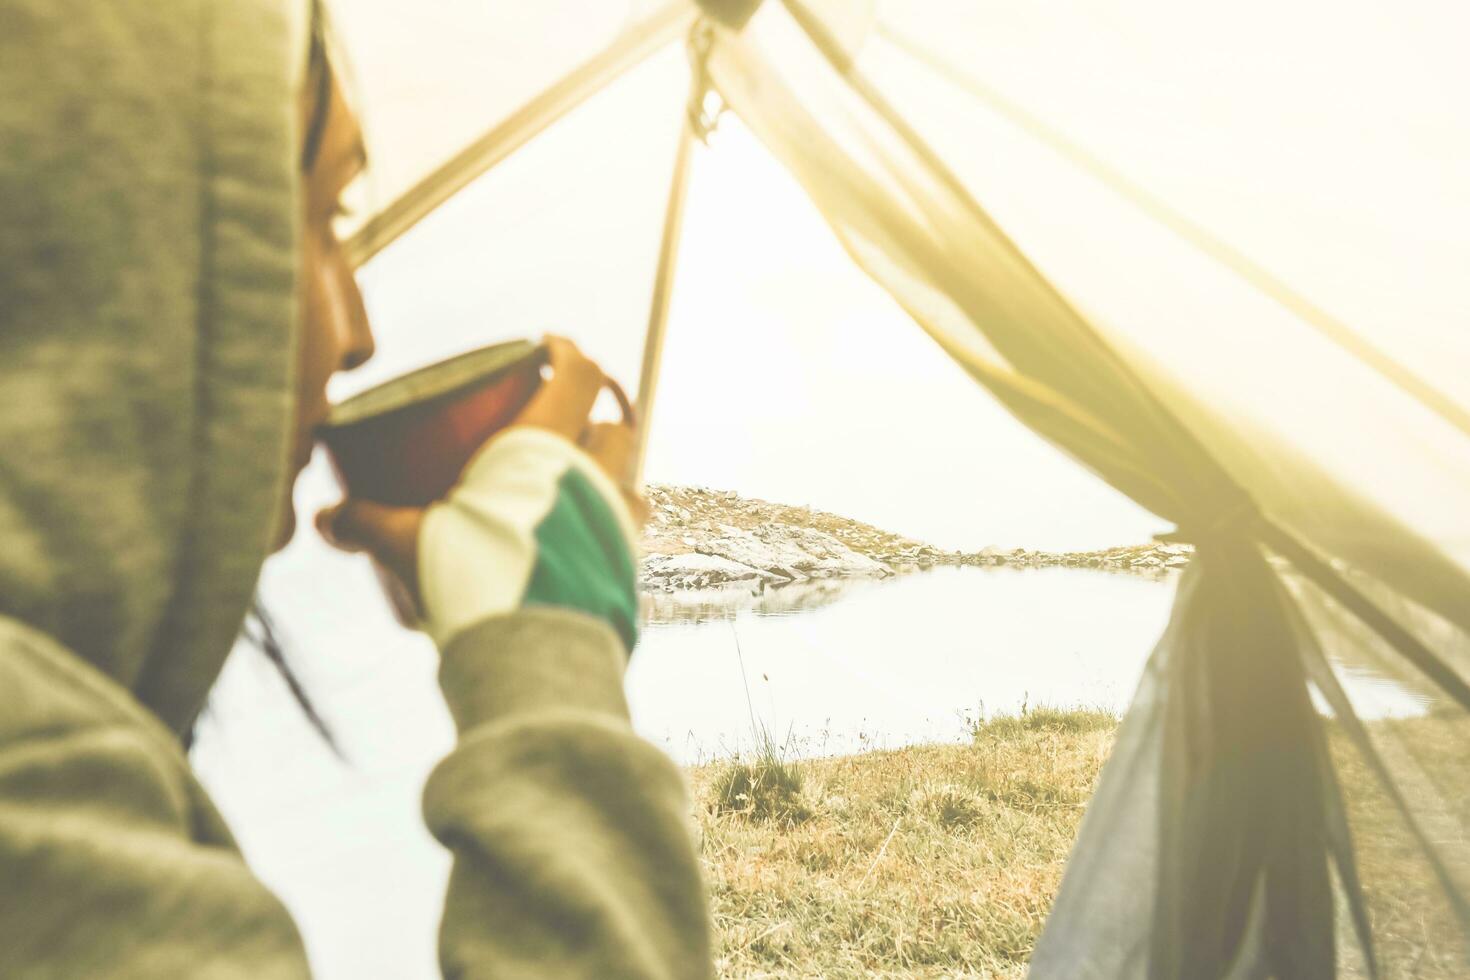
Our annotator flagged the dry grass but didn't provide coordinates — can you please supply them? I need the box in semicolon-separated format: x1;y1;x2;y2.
710;736;814;828
690;708;1117;978
690;707;1470;978
1327;709;1470;978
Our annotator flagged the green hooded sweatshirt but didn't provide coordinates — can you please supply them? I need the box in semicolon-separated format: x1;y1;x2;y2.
0;1;711;976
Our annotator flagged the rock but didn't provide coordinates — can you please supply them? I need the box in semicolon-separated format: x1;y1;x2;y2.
640;482;1188;595
639;553;784;590
689;524;892;582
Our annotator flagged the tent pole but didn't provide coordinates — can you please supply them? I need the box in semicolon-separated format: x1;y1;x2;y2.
345;1;696;267
633;101;699;485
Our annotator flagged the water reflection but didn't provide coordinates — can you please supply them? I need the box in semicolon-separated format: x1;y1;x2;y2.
641;575;884;624
1331;665;1436;720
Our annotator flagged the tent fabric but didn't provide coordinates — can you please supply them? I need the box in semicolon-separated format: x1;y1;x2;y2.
336;0;1470;975
334;1;695;265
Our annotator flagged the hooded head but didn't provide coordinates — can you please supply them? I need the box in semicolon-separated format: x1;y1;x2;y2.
0;0;364;735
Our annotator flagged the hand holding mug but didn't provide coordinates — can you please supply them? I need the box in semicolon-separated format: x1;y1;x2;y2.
319;335;646;646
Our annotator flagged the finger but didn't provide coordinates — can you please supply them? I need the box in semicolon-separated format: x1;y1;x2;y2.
317;499;424;594
512;335;604;441
314;503;358;551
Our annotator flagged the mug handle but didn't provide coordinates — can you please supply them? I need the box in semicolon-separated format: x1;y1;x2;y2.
604;375;636;427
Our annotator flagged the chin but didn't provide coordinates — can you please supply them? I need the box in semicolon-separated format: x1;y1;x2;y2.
271;501;298;553
272;434;314;553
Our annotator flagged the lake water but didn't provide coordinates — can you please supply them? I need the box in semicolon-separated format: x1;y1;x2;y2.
631;565;1176;763
192;559;1433;979
629;565;1437;763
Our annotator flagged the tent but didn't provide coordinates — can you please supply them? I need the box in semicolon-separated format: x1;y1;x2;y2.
326;1;1470;975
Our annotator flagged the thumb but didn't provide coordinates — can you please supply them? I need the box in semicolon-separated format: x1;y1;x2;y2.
317;499;423;595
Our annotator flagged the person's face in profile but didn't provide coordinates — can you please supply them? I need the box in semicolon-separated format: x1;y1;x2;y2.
280;66;373;549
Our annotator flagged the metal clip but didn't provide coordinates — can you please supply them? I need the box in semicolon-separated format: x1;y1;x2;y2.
686;20;726;144
695;0;764;31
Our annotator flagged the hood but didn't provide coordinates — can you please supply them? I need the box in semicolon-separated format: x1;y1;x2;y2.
0;0;303;734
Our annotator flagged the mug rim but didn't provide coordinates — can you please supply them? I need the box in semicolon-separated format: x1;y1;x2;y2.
322;339;543;429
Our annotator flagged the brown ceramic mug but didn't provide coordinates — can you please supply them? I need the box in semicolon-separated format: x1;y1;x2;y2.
317;340;545;624
316;338;633;624
319;339;548;509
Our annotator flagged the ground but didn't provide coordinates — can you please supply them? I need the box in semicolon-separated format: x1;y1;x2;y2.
688;709;1470;979
689;709;1116;979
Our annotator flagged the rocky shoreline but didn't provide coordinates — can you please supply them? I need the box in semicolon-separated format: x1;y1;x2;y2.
638;484;1189;593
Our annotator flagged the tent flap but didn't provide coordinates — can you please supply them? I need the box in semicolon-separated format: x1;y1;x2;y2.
338;0;1470;973
699;0;1470;974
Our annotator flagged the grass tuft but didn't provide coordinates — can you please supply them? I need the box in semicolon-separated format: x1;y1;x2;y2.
709;732;813;827
910;783;991;829
971;703;1118;739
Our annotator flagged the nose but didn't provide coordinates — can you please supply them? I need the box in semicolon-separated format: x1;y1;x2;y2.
335;256;376;372
341;331;374;371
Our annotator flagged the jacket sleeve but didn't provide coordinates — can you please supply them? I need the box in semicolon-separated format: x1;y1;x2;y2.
423;607;713;980
0;627;311;980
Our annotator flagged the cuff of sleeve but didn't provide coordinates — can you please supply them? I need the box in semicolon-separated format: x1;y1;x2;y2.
437;607;632;734
465;425;640;554
420;424;641;651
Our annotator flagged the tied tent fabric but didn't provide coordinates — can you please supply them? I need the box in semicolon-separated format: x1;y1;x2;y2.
333;1;1470;976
